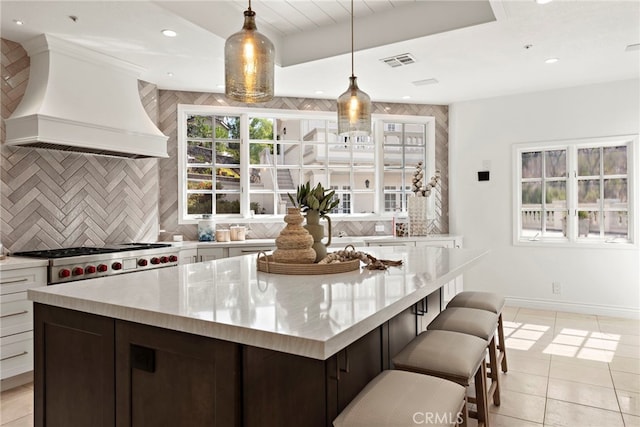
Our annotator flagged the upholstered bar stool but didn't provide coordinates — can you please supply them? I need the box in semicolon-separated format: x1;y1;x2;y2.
333;370;466;427
393;330;490;427
427;307;501;407
447;291;508;373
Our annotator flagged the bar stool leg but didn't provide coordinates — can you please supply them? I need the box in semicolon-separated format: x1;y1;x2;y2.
487;336;501;407
497;313;508;373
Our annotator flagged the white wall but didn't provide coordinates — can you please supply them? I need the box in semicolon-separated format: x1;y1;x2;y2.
450;79;640;318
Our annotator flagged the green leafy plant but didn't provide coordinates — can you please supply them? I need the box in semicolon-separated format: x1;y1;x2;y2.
288;182;340;215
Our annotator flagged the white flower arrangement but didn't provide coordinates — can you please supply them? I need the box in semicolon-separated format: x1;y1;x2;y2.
411;161;440;197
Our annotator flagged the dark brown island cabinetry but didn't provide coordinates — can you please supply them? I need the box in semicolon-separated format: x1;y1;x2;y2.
33;293;437;427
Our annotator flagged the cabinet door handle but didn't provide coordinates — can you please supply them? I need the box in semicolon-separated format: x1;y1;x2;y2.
0;310;28;319
1;351;28;362
0;277;28;285
339;348;350;374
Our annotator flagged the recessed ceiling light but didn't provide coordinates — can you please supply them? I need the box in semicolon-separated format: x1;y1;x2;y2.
536;0;553;4
167;72;174;77
402;96;411;100
625;43;640;52
13;19;24;25
315;90;324;95
412;78;439;86
545;57;559;64
161;29;177;37
217;84;225;89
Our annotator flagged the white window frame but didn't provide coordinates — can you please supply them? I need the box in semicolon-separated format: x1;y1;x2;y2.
513;135;638;248
178;105;436;224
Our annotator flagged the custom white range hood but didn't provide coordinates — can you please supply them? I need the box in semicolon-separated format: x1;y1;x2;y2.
5;34;168;159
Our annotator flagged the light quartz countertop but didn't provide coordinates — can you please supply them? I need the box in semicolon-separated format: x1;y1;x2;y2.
28;246;485;360
0;256;48;271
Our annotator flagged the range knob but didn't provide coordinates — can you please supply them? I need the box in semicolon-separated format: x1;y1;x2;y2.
85;265;97;274
168;255;178;263
160;256;169;264
138;259;148;267
150;257;160;265
112;262;123;270
97;264;108;272
72;267;84;276
58;269;71;278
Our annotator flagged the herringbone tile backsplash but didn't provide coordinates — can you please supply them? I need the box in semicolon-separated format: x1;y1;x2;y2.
1;37;449;250
1;39;160;252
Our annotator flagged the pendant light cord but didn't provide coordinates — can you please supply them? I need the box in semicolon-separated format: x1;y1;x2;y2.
350;0;354;77
248;0;252;12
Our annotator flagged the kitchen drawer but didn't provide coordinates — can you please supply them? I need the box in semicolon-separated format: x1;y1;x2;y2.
179;248;199;265
197;248;226;262
0;331;34;379
415;240;455;248
228;246;275;258
0;293;33;337
367;241;416;247
0;267;46;295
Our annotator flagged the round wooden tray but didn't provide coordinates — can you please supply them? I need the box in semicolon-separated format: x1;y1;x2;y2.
256;254;361;275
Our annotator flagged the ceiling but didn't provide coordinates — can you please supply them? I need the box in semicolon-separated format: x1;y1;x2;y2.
1;0;638;105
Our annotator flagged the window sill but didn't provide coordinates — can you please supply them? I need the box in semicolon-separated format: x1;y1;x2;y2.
514;238;637;250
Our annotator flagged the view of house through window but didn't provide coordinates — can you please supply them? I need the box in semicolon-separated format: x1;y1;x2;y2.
179;106;435;221
515;137;634;244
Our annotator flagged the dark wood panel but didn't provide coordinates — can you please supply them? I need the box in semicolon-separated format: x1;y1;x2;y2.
387;306;419;367
115;320;241;427
243;346;327;427
34;304;115;427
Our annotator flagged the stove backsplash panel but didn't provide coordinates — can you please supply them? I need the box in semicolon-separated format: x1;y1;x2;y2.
1;39;161;252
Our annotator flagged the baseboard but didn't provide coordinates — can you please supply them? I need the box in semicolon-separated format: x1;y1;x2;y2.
1;371;33;392
505;297;640;319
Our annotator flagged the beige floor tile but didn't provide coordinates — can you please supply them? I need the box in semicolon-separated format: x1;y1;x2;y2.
489;413;543;426
623;412;640;426
556;312;598;321
549;359;614;388
551;352;611;369
0;390;33;425
1;414;33;427
599;320;640;336
507;354;551;376
499;371;548;397
502;306;519;321
488;390;546;424
612;371;640;393
610;356;640;375
617;389;640;416
517;308;557;318
547;378;619;411
544;398;624;427
614;344;640;360
617;334;640;347
554;319;600;333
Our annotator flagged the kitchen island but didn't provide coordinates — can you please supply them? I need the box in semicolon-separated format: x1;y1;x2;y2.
29;246;487;427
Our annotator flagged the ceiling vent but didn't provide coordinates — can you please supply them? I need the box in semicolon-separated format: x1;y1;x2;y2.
412;78;439;86
380;53;416;68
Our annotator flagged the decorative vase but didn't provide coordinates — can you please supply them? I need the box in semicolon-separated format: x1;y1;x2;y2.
407;195;429;236
198;215;216;241
304;210;332;263
273;208;316;264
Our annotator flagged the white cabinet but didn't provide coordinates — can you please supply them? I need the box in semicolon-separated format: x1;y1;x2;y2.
227;245;275;258
179;248;199;265
197;248;226;262
367;241;416;247
0;264;46;384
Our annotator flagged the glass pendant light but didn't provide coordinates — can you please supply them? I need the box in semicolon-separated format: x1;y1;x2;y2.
337;0;371;136
225;0;275;103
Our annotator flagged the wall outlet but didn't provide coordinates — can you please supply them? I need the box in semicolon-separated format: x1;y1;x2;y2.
552;282;562;295
375;225;385;232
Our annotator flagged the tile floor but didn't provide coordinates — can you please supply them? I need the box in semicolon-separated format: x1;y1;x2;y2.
0;307;638;426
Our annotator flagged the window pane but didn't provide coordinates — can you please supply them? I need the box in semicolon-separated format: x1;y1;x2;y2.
215;116;240;139
578;179;600;204
604;211;628;239
405;146;425;166
405;123;425;145
216;193;240;214
303;142;326;166
187;179;212;190
545;150;566;177
545;211;567;237
215;167;240;181
250;143;274;165
187;193;212;215
187;141;212;164
604;178;627;203
249;193;274;215
215;141;240;164
383;170;405;190
383;145;403;167
352;193;375;214
187;115;213;138
353;140;375;167
603;146;627;175
522;182;542;205
578;148;600;176
522;152;542;178
546;181;566;208
521;210;542;237
578;211;598;238
354;170;375;190
329;170;351;189
249;117;274;140
279;143;301;166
